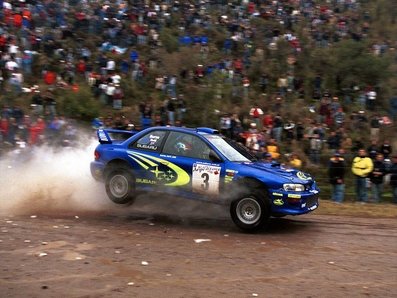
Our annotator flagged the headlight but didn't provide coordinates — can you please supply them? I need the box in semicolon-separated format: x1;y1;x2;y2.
283;183;305;192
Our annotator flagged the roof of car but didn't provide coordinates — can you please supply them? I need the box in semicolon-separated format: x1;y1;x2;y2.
143;126;220;135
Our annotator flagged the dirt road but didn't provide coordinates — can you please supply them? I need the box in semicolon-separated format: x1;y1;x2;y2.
1;197;397;298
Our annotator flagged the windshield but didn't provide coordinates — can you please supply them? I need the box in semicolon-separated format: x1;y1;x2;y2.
204;135;256;162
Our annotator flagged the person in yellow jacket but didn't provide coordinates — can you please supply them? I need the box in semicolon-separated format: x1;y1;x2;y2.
266;138;280;160
288;153;302;169
352;148;374;203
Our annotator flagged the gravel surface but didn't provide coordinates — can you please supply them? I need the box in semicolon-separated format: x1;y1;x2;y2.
1;197;396;298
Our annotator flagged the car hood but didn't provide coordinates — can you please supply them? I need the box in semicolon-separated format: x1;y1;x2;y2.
231;161;314;185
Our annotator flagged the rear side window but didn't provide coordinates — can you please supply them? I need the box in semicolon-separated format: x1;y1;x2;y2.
131;130;167;152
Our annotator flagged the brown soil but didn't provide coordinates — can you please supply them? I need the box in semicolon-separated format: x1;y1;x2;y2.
1;196;396;298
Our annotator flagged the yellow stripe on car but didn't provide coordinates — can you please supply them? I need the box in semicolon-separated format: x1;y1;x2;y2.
129;151;191;186
129;155;150;170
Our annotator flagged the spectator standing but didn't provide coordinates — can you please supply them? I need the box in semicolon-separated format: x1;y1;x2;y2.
112;84;124;110
283;120;295;144
31;87;43;115
259;73;268;95
106;57;116;74
328;152;346;203
272;114;283;143
44;89;57;119
389;155;397;204
366;88;377;111
288;153;302;169
369;114;381;142
166;98;176;126
389;96;397;122
330;96;341;117
168;74;177;97
105;82;116;106
333;107;345;128
12;105;24;125
242;75;250;99
0;116;8;144
296;122;305;141
380;140;392;159
367;140;379;160
29;117;46;145
318;98;330;124
369;153;386;203
43;70;56;85
266;139;280;160
262;112;273;129
277;74;288;97
219;113;232;138
176;95;186;123
249;103;263;129
352;148;374;203
140;102;153;129
7;117;17;146
19;115;31;143
327;131;341;154
309;131;322;165
231;114;243;142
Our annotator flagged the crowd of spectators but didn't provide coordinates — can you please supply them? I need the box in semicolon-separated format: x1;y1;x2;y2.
0;1;396;202
0;103;77;149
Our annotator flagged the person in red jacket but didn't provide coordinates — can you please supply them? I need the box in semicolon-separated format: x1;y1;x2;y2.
13;13;23;28
76;59;86;75
29;117;46;145
44;71;56;85
0;117;9;143
233;58;243;74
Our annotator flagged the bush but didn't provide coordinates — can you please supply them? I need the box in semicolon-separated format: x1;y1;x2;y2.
159;28;179;53
58;85;101;120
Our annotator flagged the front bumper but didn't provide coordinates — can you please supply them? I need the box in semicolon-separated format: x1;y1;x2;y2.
269;189;319;215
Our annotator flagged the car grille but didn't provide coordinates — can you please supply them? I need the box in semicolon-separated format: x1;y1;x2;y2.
306;196;318;208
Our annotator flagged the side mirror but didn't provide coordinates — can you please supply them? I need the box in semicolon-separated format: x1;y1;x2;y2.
209;150;222;163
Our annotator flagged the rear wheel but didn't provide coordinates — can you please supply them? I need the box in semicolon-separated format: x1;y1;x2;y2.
230;184;270;232
105;168;136;205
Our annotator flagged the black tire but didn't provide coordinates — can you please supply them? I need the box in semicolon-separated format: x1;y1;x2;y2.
230;184;270;232
105;168;136;205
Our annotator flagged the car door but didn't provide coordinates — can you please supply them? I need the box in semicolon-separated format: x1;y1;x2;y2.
160;131;225;198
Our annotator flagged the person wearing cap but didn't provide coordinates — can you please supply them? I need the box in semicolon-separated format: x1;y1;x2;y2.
329;152;346;203
388;155;397;204
352;148;374;203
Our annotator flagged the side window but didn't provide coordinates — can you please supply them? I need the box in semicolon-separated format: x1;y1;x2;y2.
163;132;211;160
131;130;167;152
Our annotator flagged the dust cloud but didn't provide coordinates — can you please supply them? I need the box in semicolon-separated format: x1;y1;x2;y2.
0;133;229;223
0;137;112;216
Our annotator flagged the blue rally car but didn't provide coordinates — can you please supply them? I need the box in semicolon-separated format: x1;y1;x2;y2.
91;126;319;232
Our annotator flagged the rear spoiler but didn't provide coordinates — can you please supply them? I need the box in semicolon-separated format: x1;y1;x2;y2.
97;129;138;144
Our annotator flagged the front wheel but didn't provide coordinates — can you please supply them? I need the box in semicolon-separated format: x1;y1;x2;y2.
105;168;136;205
230;191;270;232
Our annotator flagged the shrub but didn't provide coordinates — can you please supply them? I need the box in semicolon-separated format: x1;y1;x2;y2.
159;28;179;53
58;85;100;120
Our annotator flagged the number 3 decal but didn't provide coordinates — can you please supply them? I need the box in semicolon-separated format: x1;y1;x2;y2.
201;173;209;190
192;164;221;195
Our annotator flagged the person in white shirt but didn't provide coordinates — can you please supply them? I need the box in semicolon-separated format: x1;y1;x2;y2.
105;82;116;105
106;59;116;72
